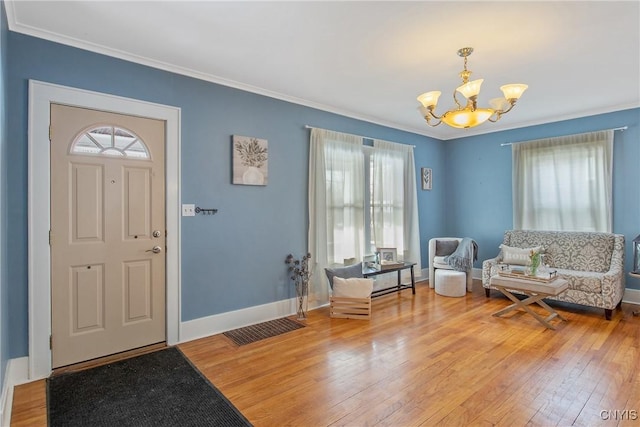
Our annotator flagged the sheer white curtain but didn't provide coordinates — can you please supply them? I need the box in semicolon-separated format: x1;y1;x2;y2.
308;129;365;303
372;140;421;275
513;130;613;232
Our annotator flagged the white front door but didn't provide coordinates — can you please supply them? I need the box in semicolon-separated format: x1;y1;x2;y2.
50;104;166;368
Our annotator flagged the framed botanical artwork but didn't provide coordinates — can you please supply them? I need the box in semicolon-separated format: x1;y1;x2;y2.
421;167;432;190
232;135;268;185
377;247;398;264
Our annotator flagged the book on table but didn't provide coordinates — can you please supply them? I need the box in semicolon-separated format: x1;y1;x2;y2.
380;261;404;270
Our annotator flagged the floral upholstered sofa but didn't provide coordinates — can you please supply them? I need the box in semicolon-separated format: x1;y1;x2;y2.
482;230;625;320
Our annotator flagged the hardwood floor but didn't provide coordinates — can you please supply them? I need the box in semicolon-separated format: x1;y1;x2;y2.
11;280;640;426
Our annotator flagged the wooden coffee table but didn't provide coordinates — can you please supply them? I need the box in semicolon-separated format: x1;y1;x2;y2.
489;274;569;330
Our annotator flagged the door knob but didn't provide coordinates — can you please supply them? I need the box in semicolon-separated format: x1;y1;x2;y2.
146;246;162;254
153;230;162;238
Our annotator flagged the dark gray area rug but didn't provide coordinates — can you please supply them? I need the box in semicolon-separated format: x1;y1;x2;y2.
223;317;305;346
47;347;252;427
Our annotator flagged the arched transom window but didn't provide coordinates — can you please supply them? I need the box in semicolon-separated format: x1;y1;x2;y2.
70;125;150;159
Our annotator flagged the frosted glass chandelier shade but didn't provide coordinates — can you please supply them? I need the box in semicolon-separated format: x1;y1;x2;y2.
417;47;527;129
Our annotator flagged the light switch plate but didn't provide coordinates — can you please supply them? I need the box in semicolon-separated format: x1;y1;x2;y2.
182;204;195;217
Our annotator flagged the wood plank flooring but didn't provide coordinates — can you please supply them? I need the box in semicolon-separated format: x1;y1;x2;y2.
11;280;640;426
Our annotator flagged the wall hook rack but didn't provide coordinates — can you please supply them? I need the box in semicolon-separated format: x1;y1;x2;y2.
195;207;218;215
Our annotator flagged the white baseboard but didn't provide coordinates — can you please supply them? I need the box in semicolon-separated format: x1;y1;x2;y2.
1;357;29;427
181;268;426;344
180;297;326;344
623;287;640;306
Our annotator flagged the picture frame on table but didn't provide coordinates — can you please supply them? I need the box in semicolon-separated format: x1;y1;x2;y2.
377;247;398;264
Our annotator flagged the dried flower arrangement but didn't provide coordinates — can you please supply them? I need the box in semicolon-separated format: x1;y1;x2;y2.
285;252;312;320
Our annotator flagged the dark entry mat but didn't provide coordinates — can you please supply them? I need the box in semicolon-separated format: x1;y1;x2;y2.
47;347;252;426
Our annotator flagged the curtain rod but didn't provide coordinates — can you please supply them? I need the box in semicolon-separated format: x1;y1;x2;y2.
500;126;628;147
304;125;416;148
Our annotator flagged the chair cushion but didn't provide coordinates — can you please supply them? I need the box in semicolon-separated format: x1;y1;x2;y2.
435;240;459;256
433;256;451;269
325;262;363;289
332;277;374;298
555;268;604;293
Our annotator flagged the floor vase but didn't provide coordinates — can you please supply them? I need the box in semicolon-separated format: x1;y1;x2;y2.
296;281;309;320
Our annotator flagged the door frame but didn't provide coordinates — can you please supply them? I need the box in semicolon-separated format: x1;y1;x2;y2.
28;80;182;379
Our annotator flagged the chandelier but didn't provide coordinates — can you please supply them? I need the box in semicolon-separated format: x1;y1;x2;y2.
417;47;528;129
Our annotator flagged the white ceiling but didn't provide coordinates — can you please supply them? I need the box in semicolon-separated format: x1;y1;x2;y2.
6;1;640;140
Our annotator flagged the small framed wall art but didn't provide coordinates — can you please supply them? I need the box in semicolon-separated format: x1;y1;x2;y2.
232;135;268;186
421;167;432;190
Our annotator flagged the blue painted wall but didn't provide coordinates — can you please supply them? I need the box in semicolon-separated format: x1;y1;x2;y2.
445;108;640;291
0;0;8;387
5;31;443;357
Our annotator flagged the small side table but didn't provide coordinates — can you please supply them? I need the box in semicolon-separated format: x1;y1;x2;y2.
363;262;416;298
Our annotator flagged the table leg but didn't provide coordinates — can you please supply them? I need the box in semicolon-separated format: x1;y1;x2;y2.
493;287;565;330
410;266;415;294
397;270;401;290
492;288;528;316
536;299;567;322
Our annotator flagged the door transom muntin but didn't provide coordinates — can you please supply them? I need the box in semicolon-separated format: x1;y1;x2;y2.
70;124;150;159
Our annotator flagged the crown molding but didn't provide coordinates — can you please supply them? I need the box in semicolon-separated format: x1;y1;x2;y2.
6;13;439;138
6;6;637;144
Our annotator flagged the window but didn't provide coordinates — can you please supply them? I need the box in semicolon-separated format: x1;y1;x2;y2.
309;129;421;300
71;126;150;159
512;130;613;232
324;139;366;263
371;140;417;259
309;130;365;267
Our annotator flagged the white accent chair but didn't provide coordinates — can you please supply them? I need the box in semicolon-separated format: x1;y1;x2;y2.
428;237;473;292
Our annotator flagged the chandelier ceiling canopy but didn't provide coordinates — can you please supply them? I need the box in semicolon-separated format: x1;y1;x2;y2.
417;47;528;129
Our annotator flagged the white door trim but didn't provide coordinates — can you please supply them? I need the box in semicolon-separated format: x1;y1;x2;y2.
28;80;181;379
